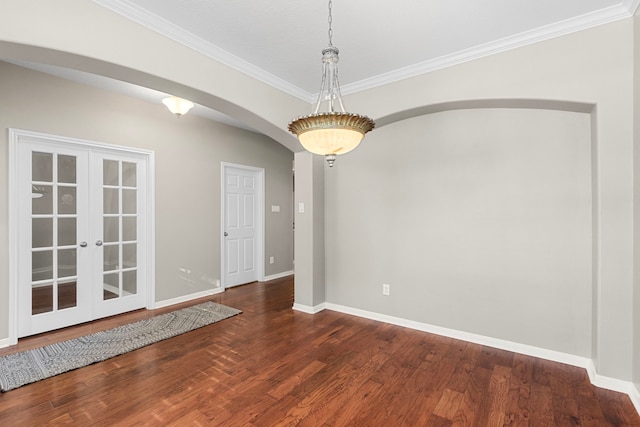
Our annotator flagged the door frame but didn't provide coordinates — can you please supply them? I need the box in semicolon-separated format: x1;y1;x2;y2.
220;162;265;289
8;128;156;345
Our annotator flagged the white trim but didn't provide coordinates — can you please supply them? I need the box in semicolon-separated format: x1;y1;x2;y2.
7;130;18;345
146;152;156;310
0;338;10;349
220;162;265;289
585;360;635;394
7;128;155;343
92;0;637;101
322;301;640;416
292;302;326;314
342;4;634;95
630;383;640;416
9;128;155;157
625;0;640;15
585;361;640;415
263;270;294;282
153;287;224;310
91;0;311;102
324;302;591;368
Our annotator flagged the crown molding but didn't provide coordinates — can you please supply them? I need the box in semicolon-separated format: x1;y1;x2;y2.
93;0;636;101
91;0;313;102
624;0;640;14
341;2;636;95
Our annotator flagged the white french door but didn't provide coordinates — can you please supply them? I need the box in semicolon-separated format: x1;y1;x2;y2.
11;130;153;339
221;163;264;288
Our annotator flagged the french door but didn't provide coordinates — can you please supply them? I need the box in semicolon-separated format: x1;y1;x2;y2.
11;130;153;338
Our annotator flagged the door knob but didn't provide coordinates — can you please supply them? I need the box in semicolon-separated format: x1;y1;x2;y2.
95;240;103;246
79;241;88;247
224;232;228;237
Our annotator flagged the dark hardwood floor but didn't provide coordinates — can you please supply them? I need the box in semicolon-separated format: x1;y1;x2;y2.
1;276;638;426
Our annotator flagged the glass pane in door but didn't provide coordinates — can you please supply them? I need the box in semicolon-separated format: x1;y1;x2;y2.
103;189;119;214
58;249;77;278
32;284;53;315
103;273;119;300
32;185;53;214
58;281;77;310
123;217;136;241
58;155;76;183
123;270;137;295
32;250;53;282
32;152;52;182
31;151;79;316
58;218;77;246
32;218;53;248
102;159;138;301
104;245;119;271
104;217;119;242
122;162;136;187
58;187;77;215
103;160;119;186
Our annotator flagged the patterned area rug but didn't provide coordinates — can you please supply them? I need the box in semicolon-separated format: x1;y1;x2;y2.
0;301;241;392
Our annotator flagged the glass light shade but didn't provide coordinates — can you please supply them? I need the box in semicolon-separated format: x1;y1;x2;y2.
298;128;363;155
289;112;374;156
289;45;374;166
162;96;194;117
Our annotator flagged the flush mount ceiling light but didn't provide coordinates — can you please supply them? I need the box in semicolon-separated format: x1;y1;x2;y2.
288;0;374;167
162;96;194;118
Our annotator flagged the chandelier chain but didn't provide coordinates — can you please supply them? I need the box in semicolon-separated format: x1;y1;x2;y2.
328;0;333;46
288;0;374;167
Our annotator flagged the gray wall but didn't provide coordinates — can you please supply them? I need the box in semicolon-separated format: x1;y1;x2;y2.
293;152;326;308
334;18;635;382
0;61;294;339
634;12;640;395
326;108;593;357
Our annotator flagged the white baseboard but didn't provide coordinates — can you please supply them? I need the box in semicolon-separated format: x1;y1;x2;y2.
148;271;293;310
153;287;224;309
292;302;327;314
630;383;640;416
324;302;591;368
322;302;640;416
0;337;10;349
584;360;636;394
263;270;294;282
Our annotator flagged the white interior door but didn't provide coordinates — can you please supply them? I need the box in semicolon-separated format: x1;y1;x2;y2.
222;164;264;288
92;152;149;319
17;143;92;337
11;130;153;339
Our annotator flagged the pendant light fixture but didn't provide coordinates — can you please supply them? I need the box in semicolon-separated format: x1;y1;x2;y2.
288;0;374;167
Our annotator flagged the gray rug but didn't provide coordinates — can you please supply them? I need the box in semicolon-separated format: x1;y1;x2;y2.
0;301;241;392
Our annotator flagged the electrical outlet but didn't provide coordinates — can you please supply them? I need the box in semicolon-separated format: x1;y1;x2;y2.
382;283;390;296
269;256;274;264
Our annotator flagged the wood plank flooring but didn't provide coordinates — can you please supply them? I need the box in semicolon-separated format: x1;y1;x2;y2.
1;276;639;426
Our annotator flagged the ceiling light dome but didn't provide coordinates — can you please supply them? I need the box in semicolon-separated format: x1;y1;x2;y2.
162;96;194;118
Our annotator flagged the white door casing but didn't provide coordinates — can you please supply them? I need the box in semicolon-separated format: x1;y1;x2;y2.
8;129;155;343
221;163;264;288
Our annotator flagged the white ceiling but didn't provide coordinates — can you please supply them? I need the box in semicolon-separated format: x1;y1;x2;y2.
10;1;640;129
94;0;639;99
